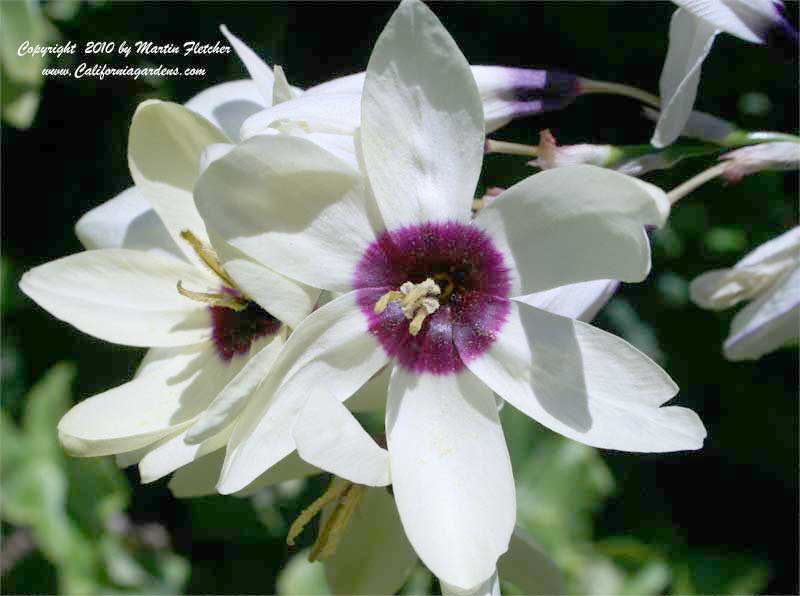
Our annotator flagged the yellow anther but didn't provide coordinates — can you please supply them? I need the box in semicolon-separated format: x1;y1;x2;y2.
309;483;366;561
373;278;442;335
374;290;404;314
287;477;350;547
180;229;238;289
176;281;247;311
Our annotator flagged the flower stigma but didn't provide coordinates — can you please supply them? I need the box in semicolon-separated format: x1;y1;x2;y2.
287;477;367;561
374;278;441;336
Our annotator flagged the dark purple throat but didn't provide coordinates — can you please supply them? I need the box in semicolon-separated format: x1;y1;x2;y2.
354;221;512;375
210;288;281;361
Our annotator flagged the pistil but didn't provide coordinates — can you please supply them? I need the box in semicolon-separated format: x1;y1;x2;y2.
374;278;441;336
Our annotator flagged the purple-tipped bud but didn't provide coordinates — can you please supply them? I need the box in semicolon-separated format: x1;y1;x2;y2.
472;66;580;132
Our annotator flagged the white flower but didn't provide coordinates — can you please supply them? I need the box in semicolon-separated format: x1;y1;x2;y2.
19;95;317;484
651;0;798;148
719;141;800;182
531;129;616;170
690;226;800;360
195;0;706;590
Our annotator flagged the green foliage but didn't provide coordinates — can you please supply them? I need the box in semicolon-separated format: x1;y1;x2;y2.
0;364;188;595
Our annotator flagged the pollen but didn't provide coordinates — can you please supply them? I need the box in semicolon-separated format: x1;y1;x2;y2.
373;278;441;336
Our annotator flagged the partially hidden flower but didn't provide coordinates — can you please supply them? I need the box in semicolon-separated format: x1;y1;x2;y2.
651;0;798;148
195;0;706;591
719;141;800;182
19;93;319;484
690;226;800;360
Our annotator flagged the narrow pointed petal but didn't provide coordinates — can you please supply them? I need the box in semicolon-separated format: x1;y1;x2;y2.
195;134;380;293
185;79;265;142
138;425;232;483
272;65;297;105
240;93;362;139
516;279;619;322
128;99;229;267
387;367;516;591
498;527;565;595
294;392;389;487
474;166;668;296
168;449;318;498
217;292;388;494
441;572;500;596
58;344;246;456
325;487;417;596
219;25;275;104
185;332;285;444
462;301;706;452
651;9;719;148
19;249;214;347
724;266;800;360
207;228;320;329
361;0;484;229
75;187;184;260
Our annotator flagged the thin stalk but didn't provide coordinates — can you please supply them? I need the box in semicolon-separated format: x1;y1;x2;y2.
485;139;538;157
666;162;731;205
579;78;661;109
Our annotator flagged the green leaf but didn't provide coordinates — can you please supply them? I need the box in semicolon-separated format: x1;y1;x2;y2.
23;362;75;458
0;0;49;84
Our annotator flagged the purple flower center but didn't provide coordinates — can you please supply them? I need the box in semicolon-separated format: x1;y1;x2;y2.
354;221;511;375
210;288;281;362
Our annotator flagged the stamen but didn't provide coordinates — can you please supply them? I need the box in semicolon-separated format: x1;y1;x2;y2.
180;230;238;288
176;281;247;311
287;477;350;547
373;279;441;336
286;478;367;562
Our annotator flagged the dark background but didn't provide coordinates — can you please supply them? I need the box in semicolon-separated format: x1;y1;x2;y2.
2;2;798;594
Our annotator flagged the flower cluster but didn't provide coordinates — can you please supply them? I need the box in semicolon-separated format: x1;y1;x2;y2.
19;1;797;594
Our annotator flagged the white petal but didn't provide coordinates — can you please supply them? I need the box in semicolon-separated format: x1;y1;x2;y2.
207;228;320;329
198;143;234;175
185;331;286;445
138;425;232;483
347;365;390;412
294;392;389;487
463;301;706;452
272;65;297;105
474;166;669;296
184;79;265;142
441;572;500;596
128;99;229;267
724;265;800;360
673;0;776;43
305;72;366;95
167;449;318;498
497;527;565;595
651;9;719;148
219;25;275;104
386;367;515;591
57;344;245;456
690;263;791;310
240;93;362;139
516;279;618;322
325;487;417;596
738;226;800;268
19;249;214;347
217;292;388;494
195;134;379;293
360;0;484;229
75;186;184;260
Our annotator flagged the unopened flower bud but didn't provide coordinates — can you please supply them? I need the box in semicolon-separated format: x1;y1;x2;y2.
720;141;800;182
529;129;616;170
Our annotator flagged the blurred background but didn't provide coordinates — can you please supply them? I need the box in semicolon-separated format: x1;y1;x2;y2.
1;1;797;594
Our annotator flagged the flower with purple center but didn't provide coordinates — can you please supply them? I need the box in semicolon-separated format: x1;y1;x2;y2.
196;0;707;591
